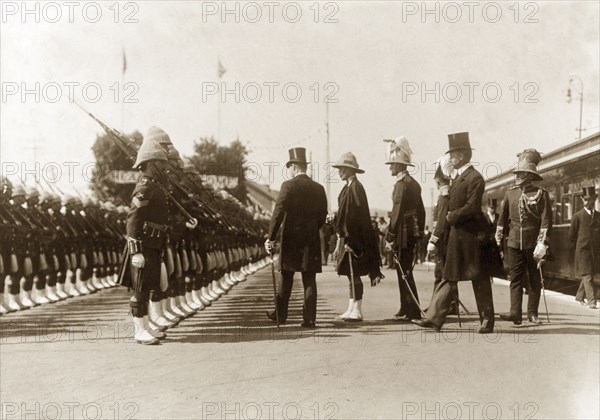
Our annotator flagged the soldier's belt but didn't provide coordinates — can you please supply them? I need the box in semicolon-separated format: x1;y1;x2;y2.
143;221;170;239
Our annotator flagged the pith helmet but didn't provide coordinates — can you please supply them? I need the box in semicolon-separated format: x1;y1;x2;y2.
182;158;199;174
513;148;543;181
332;152;364;174
384;136;414;166
12;184;26;198
145;126;172;146
133;134;168;169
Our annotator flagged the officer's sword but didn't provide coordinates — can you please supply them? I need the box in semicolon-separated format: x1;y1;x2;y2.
537;260;550;323
392;251;427;318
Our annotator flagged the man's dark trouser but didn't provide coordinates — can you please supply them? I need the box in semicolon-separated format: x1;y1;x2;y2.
396;245;421;319
507;247;541;318
576;274;598;304
426;277;494;329
277;270;317;323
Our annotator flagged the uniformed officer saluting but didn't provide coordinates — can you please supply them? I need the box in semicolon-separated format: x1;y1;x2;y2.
496;149;552;325
121;128;194;344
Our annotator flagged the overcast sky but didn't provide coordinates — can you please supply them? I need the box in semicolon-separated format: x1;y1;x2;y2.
1;1;598;210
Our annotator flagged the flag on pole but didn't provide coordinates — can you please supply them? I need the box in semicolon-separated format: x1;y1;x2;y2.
122;48;127;75
218;58;226;78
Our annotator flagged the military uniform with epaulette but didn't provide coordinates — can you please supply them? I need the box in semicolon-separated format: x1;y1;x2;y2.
496;149;552;325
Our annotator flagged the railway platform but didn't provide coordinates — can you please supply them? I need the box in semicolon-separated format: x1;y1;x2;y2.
1;263;598;419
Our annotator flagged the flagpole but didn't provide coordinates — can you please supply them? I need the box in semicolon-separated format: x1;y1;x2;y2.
121;47;126;131
325;102;330;212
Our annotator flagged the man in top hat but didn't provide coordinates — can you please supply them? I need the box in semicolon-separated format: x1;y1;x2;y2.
414;132;495;333
570;186;599;309
265;147;328;328
120;127;181;344
332;152;383;322
485;198;499;228
496;149;552;325
384;136;425;321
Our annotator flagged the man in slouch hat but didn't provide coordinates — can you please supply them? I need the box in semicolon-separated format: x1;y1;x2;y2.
384;136;425;321
496;149;552;325
414;132;495;333
332;152;383;322
265;147;328;328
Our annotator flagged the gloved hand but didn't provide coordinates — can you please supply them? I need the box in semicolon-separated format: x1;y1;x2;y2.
384;241;393;252
264;239;275;253
131;253;145;268
533;243;548;261
185;218;198;229
344;244;354;254
426;242;436;254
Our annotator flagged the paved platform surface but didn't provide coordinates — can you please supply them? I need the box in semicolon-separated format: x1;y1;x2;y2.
1;263;599;420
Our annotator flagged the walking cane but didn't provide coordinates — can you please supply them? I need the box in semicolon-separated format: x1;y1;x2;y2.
453;289;462;327
348;251;356;302
268;248;280;329
537;259;550;323
458;299;471;315
393;252;427;318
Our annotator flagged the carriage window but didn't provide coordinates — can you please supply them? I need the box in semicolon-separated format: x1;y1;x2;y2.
562;196;573;223
573;195;583;214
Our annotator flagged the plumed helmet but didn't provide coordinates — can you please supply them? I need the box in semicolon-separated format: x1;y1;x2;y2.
384;136;414;166
434;154;453;182
513;148;543;181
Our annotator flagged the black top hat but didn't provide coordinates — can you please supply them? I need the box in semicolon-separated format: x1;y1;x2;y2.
582;186;598;199
487;198;498;208
286;147;309;168
446;132;474;154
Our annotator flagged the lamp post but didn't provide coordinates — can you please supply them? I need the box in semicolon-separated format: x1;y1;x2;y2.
566;75;584;140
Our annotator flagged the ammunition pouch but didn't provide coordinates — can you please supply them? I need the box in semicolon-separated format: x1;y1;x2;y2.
128;237;143;254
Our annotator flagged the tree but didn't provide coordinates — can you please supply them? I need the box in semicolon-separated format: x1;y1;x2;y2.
90;130;143;205
190;137;249;203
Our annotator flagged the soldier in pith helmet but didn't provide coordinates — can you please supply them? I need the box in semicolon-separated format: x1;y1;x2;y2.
119;130;173;345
